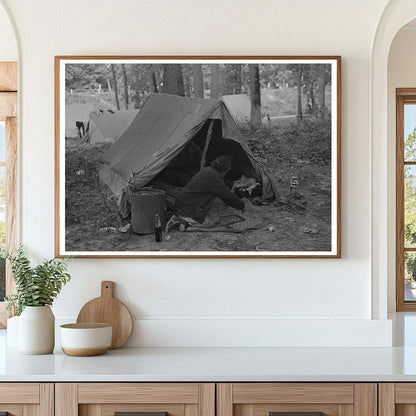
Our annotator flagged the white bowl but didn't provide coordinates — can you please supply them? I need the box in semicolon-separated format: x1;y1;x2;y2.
60;323;112;356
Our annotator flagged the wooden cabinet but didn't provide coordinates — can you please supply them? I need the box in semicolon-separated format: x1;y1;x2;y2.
0;383;53;416
217;383;377;416
1;380;412;416
55;383;215;416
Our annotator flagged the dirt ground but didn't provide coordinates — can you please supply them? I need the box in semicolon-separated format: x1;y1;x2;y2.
64;119;332;253
66;198;331;253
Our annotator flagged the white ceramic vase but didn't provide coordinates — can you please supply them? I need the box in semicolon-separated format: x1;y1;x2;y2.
19;305;55;354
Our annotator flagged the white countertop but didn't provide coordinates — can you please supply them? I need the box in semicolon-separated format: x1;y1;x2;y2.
2;313;416;382
2;345;416;382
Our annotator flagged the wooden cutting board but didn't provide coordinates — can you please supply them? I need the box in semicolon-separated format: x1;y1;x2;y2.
76;281;133;349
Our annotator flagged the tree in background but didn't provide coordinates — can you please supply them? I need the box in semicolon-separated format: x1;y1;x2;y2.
405;127;416;251
318;65;327;120
64;62;332;123
149;65;159;93
132;65;142;109
121;64;129;110
303;67;317;115
210;64;220;99
182;65;194;97
249;64;262;128
404;127;416;282
110;64;120;110
193;64;204;98
405;126;416;160
129;64;163;108
65;64;100;90
405;161;416;282
232;64;242;94
405;165;416;246
303;64;331;120
222;64;243;95
258;64;291;89
296;65;303;121
162;64;185;96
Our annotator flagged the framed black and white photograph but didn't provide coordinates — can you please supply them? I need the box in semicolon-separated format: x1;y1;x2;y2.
55;56;341;258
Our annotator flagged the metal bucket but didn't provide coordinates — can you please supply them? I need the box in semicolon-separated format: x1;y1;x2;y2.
130;189;166;234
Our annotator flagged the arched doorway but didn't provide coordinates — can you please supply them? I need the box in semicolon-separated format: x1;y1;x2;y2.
371;1;416;318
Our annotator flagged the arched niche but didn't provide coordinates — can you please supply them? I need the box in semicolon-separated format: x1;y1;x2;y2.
371;0;416;318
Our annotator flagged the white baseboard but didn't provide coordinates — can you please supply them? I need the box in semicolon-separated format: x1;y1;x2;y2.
54;316;392;348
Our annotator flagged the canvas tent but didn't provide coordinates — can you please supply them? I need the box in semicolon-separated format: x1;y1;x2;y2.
65;103;98;137
100;93;279;216
84;109;139;144
221;94;251;124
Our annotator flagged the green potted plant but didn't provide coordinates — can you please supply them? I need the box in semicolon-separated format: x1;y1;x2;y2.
4;246;71;354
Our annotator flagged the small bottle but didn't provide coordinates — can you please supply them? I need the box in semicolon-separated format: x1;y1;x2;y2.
154;214;162;242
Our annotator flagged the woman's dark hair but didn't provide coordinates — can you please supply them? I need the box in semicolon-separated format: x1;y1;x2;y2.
210;155;232;173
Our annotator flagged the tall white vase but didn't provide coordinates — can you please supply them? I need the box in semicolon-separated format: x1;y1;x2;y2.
19;306;55;354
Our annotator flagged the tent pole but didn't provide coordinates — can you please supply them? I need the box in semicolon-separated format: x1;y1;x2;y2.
200;119;215;170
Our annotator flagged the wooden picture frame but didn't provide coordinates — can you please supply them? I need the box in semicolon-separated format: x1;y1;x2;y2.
55;56;341;258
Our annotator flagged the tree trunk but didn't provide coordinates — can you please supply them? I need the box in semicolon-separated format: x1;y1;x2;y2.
318;65;326;120
149;65;158;93
121;64;129;109
309;83;316;115
183;66;192;97
110;64;120;110
133;65;141;109
210;64;220;99
233;64;242;94
193;64;204;98
297;66;303;121
249;64;262;128
162;64;185;96
106;77;111;93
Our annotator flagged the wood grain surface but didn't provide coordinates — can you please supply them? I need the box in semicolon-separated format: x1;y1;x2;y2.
0;62;17;92
76;281;133;348
354;383;377;416
62;346;110;357
0;92;16;121
0;383;39;403
55;383;78;416
77;383;199;404
379;383;395;416
232;383;354;404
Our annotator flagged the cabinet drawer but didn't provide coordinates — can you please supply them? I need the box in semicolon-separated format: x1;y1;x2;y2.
56;383;215;416
218;383;376;416
78;383;200;404
0;383;53;415
0;383;39;403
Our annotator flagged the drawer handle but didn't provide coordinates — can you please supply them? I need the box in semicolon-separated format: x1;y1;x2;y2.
115;412;168;416
270;413;323;416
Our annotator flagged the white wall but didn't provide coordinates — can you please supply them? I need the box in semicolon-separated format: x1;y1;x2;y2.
0;0;393;347
387;26;416;312
0;3;16;61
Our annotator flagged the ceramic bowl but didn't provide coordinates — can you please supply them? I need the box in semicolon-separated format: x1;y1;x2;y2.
60;323;112;356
